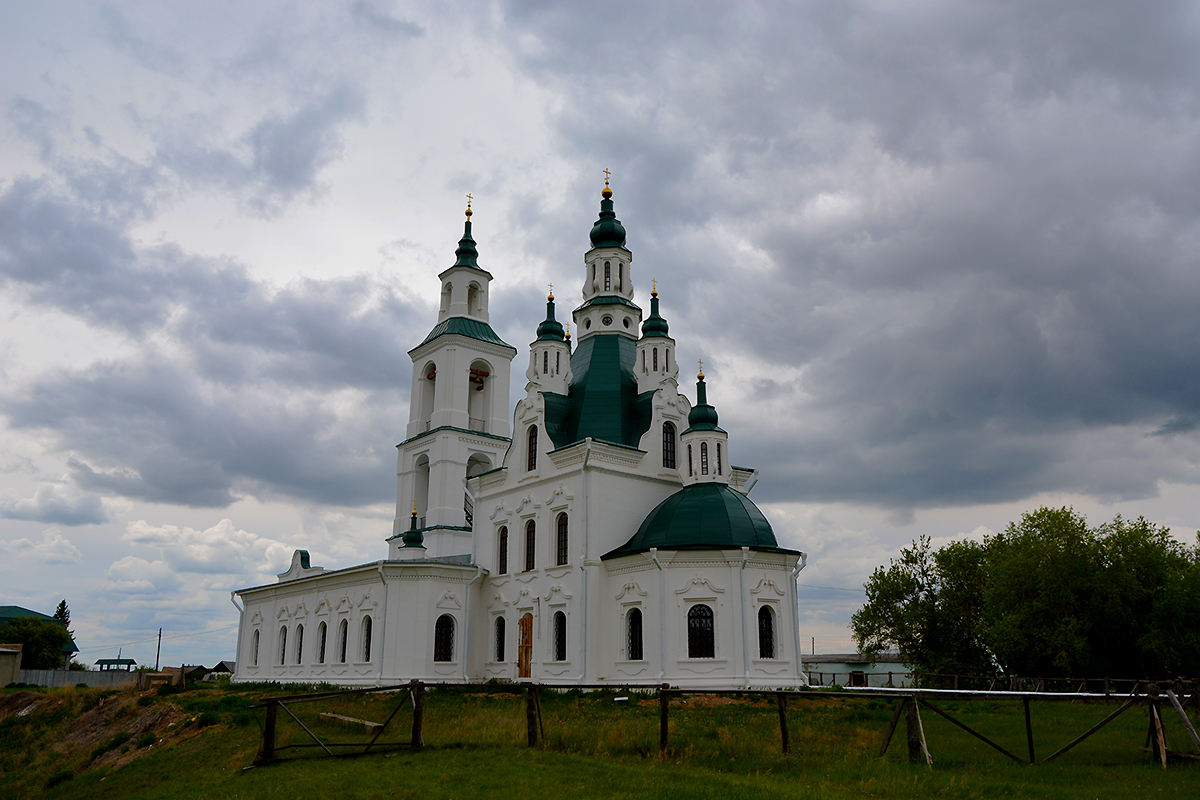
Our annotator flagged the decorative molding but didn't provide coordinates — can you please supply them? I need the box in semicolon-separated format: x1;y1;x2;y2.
614;581;648;602
250;609;263;625
543;584;573;603
436;590;462;610
674;576;725;596
751;578;786;598
356;590;379;609
335;593;353;613
276;605;291;620
487;592;510;610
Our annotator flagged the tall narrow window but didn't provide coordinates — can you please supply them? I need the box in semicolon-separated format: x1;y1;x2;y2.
543;350;548;375
527;425;538;471
278;626;288;665
627;608;643;661
716;443;722;475
362;616;373;662
494;617;505;662
687;604;715;658
553;611;567;661
556;351;560;374
758;606;775;659
338;619;348;663
604;261;611;290
653;347;658;371
317;622;327;664
662;422;676;469
701;442;709;475
498;526;508;575
525;520;536;571
251;629;260;666
295;624;304;665
665;348;670;369
556;513;569;566
687;444;693;477
434;615;455;662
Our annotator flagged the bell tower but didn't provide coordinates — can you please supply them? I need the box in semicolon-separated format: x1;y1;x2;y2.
390;200;518;559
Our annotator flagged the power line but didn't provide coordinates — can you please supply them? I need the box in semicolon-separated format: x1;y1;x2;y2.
797;583;866;594
74;624;239;655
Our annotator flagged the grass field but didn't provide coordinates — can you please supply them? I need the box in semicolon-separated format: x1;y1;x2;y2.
3;682;1198;799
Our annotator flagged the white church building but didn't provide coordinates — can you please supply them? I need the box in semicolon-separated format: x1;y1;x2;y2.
232;181;809;688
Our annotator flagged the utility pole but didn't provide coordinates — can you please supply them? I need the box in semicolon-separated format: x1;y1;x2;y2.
155;628;162;671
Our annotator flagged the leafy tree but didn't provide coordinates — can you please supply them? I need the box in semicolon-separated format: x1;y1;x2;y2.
0;617;75;670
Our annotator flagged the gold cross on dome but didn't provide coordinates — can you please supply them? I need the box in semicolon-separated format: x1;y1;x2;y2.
698;359;704;379
603;168;611;186
465;193;473;218
548;283;554;300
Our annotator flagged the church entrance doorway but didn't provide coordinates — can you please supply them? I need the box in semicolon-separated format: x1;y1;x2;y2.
518;613;533;678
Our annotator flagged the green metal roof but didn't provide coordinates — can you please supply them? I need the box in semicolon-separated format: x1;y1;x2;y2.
0;606;79;653
542;333;654;449
574;295;641;312
602;483;797;560
414;316;515;351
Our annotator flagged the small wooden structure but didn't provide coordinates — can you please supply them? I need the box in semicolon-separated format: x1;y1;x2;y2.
95;658;136;672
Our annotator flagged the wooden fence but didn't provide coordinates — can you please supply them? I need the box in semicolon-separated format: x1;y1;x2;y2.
249;680;1200;770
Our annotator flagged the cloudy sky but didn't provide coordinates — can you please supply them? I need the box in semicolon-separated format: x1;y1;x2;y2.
3;1;1200;667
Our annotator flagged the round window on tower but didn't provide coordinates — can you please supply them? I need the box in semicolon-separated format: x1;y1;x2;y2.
623;317;631;329
602;315;613;327
584;318;592;330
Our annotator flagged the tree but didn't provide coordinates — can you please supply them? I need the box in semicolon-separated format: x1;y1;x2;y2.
52;599;71;634
0;617;75;670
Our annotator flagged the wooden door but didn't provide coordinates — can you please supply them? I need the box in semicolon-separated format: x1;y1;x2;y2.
518;613;533;678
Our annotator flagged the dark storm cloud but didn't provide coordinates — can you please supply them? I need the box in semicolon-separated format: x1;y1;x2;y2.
0;483;108;526
495;0;1200;510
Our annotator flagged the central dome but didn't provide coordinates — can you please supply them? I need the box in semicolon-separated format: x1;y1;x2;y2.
602;483;793;559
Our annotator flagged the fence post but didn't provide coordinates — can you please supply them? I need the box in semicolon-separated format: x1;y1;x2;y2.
410;680;424;750
777;692;790;754
659;684;670;752
258;698;277;764
526;686;539;747
1023;698;1035;763
905;698;921;764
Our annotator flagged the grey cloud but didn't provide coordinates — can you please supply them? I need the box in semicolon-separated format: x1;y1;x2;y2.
350;1;424;38
99;6;188;78
0;483;108;526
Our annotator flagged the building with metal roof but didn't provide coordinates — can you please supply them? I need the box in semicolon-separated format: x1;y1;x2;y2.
232;182;809;688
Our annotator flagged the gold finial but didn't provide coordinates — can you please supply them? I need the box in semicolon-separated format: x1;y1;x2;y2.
697;359;704;380
465;193;473;218
412;499;418;514
565;322;571;339
548;283;554;301
652;278;658;297
602;168;612;199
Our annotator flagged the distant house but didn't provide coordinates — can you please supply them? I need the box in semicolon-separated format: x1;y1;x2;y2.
0;644;21;684
95;658;137;672
205;660;235;680
803;653;911;688
0;605;79;667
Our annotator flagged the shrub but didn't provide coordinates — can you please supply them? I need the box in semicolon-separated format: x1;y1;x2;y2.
136;732;156;748
46;770;73;789
90;731;131;760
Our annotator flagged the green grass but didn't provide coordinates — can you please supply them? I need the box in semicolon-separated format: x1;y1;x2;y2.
2;684;1198;800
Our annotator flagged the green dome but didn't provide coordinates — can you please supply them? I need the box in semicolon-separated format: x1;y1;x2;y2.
640;292;670;338
589;188;627;249
536;296;566;341
602;483;790;559
685;375;721;432
453;218;480;268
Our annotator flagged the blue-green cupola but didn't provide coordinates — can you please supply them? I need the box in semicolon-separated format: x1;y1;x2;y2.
402;504;424;548
685;369;721;432
589;178;627;250
536;291;566;341
453;204;480;268
640;285;670;339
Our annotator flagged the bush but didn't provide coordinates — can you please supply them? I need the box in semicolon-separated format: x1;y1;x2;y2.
195;711;219;728
46;770;73;789
136;732;156;748
90;731;131;760
156;683;182;696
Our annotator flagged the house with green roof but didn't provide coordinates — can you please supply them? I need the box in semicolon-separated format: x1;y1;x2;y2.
233;181;808;689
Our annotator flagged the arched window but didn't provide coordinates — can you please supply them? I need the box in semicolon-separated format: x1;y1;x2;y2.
642;350;646;372
494;616;505;662
687;604;715;659
497;526;508;575
556;513;569;566
665;348;670;369
524;520;536;571
604;261;611;291
662;422;676;469
527;425;538;471
758;606;775;659
439;283;451;313
627;608;643;661
687;444;693;477
701;442;709;475
295;624;304;665
556;351;560;374
251;629;260;667
543;350;548;375
362;616;373;662
434;615;455;662
553;611;567;661
278;626;288;665
467;282;481;316
716;443;722;476
338;619;349;663
317;622;327;664
653;347;658;371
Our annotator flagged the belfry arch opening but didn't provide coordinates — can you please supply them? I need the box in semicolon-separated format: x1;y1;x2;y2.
467;359;491;432
419;362;437;429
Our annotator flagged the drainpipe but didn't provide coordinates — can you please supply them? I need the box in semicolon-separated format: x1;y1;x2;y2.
376;564;389;687
463;565;484;682
650;548;666;682
577;439;592;683
230;593;244;681
791;552;808;685
739;547;751;689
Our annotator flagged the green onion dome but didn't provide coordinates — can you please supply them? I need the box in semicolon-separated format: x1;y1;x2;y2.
589;182;627;249
685;372;720;432
640;289;670;338
536;294;566;341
